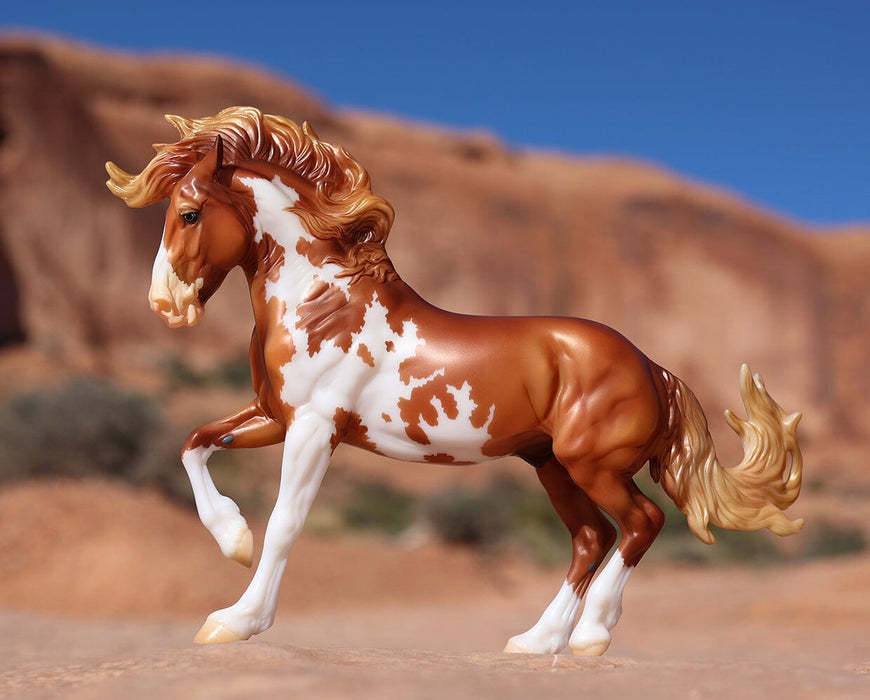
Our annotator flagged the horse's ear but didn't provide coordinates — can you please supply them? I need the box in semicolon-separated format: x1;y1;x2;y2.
191;136;224;180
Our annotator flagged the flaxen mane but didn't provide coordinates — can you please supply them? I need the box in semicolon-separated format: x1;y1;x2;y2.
106;106;396;281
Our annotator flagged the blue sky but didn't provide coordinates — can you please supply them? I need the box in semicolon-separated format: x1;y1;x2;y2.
3;1;868;225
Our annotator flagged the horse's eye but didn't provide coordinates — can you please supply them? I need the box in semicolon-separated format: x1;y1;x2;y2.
181;211;199;224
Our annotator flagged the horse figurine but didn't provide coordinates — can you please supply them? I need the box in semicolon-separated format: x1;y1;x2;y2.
106;107;803;655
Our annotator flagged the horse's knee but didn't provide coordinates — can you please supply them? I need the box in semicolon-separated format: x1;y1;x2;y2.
183;426;216;454
183;429;201;455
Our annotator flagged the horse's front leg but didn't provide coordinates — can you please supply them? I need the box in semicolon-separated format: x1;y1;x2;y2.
182;400;285;566
194;408;334;644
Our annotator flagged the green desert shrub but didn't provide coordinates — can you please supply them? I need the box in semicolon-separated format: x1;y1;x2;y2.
423;475;567;565
333;471;867;568
0;377;189;500
424;484;510;549
341;479;416;536
799;520;867;559
163;352;251;391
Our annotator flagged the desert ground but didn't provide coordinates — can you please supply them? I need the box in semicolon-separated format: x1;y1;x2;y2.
0;479;866;699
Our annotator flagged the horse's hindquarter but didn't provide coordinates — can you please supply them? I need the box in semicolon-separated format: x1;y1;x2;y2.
541;319;665;470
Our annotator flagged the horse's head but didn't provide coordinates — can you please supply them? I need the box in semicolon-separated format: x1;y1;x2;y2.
149;138;253;327
107;107;398;327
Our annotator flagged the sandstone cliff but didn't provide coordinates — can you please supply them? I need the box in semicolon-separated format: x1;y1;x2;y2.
1;35;867;460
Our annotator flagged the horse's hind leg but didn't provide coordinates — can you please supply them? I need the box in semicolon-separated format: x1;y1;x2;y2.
567;471;664;656
182;400;285;566
504;458;616;654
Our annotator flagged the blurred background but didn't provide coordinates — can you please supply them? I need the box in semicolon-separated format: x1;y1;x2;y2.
0;0;867;644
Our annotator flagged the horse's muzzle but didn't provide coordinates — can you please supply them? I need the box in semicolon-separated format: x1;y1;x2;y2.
150;247;206;327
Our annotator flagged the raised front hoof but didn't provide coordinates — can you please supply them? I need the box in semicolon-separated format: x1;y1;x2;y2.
228;527;254;568
569;631;612;657
194;618;250;645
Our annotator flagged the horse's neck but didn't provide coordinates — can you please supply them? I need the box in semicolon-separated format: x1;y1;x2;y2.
252;244;421;309
248;254;430;360
240;171;321;299
239;170;432;331
246;229;428;334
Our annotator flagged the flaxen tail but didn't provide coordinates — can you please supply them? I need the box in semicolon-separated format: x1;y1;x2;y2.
650;364;803;544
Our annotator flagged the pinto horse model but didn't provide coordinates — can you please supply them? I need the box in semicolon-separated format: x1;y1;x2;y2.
106;107;803;655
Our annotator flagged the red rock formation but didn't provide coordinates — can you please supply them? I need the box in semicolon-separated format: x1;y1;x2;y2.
0;34;867;460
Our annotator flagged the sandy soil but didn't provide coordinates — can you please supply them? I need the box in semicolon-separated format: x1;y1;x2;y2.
0;480;867;698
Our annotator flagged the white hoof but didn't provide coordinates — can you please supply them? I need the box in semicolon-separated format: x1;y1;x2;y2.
227;526;254;567
569;625;612;656
211;511;253;566
194;616;250;645
503;636;536;654
503;629;568;655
